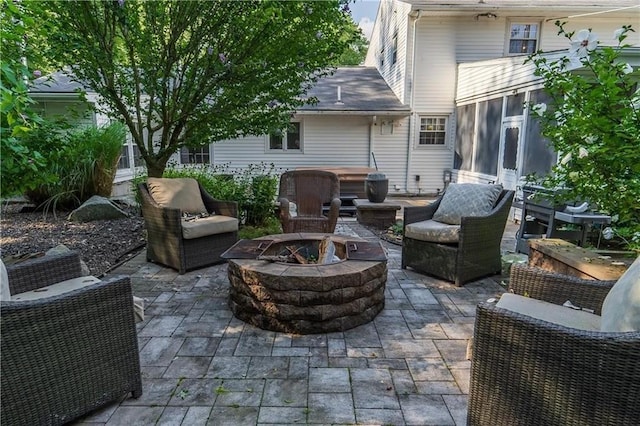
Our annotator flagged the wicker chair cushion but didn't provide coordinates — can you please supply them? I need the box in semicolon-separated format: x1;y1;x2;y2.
181;215;239;240
0;259;9;302
147;177;208;214
497;293;601;331
10;275;101;301
433;183;503;225
404;219;460;243
600;256;640;332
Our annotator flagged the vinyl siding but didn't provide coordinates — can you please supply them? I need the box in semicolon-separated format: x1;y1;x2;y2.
369;116;410;194
365;0;412;104
412;18;457;111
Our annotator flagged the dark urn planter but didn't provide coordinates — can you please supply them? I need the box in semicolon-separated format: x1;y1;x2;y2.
365;172;389;203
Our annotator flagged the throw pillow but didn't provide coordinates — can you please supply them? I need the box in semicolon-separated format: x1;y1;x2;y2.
147;177;208;215
0;259;10;301
600;256;640;332
432;183;503;225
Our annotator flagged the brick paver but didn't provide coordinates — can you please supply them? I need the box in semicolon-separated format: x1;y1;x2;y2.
73;216;517;425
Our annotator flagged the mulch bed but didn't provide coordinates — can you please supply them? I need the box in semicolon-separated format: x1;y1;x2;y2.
1;201;146;277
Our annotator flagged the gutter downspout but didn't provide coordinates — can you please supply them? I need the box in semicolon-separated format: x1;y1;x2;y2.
406;9;423;194
369;115;377;168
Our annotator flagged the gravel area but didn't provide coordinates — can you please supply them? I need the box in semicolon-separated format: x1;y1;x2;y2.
1;200;146;277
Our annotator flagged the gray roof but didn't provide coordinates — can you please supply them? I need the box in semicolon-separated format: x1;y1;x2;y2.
30;66;409;115
30;71;86;93
298;67;410;115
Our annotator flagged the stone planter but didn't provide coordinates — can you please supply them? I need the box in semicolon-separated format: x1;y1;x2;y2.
365;172;389;203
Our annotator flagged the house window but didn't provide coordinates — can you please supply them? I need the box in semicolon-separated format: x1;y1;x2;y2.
419;116;447;145
508;23;539;54
117;145;130;169
380;48;385;68
180;146;210;164
132;144;144;167
391;33;398;65
269;122;301;151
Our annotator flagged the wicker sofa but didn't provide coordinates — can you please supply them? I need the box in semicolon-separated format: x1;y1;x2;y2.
138;179;239;274
402;186;514;286
468;263;640;426
1;252;142;426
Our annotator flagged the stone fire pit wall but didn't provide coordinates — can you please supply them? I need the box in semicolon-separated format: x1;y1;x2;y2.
227;234;387;334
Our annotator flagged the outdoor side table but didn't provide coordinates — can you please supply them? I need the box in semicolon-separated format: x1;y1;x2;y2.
353;199;401;229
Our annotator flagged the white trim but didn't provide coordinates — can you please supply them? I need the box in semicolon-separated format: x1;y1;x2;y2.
415;114;449;148
266;120;303;153
505;20;542;56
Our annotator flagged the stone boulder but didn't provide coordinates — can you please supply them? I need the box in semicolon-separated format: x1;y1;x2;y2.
46;244;91;276
68;195;128;222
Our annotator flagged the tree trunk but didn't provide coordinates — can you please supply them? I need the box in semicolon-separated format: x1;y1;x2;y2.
146;159;167;178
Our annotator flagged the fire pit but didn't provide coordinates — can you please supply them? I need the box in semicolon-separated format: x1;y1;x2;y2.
223;233;387;334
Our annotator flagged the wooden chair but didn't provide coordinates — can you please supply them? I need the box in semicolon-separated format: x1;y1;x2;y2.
402;185;514;286
138;178;239;274
1;252;142;425
278;170;341;234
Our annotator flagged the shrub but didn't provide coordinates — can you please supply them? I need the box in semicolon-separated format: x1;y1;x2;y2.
526;22;640;251
25;122;126;211
135;162;281;227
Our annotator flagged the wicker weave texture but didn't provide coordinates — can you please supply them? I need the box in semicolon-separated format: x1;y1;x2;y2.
278;170;341;234
139;181;239;274
1;252;142;425
402;189;514;286
468;265;640;426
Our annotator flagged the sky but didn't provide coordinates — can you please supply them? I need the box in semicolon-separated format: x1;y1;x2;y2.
349;0;380;40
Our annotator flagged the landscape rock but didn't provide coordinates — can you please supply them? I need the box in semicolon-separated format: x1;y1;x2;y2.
68;195;129;222
46;244;91;276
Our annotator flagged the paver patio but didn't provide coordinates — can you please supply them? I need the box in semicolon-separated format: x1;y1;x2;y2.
74;215;518;426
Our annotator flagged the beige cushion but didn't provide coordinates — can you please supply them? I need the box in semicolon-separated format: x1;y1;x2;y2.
600;256;640;332
1;259;10;301
11;275;101;301
147;177;208;215
181;215;239;240
496;293;601;331
433;183;503;225
404;219;460;243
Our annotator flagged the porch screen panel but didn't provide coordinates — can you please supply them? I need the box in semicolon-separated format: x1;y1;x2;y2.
455;104;475;171
522;89;556;177
473;98;501;175
506;93;525;116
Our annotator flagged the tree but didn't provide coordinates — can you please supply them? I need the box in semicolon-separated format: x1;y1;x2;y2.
336;26;368;65
0;0;57;197
39;0;359;177
527;22;640;250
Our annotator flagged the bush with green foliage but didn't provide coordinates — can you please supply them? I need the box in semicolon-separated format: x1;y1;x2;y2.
135;162;281;228
526;22;640;251
25;122;126;211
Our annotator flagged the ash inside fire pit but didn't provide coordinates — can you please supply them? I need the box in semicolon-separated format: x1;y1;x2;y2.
225;234;387;334
258;236;344;265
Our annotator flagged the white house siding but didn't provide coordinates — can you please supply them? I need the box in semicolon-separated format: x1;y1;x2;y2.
175;114;415;193
208;114;370;170
365;0;413;104
403;18;457;194
368;116;410;195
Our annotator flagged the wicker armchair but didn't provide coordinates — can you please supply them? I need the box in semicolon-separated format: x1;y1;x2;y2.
468;264;640;426
278;170;341;234
1;252;142;426
402;188;514;286
138;180;238;274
